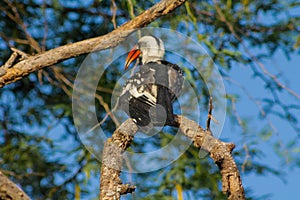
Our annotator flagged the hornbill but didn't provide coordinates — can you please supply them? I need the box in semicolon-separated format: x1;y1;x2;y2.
118;36;184;127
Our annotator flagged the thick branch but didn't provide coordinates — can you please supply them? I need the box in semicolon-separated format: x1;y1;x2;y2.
100;119;138;200
100;115;245;200
0;0;187;88
0;170;31;200
174;115;245;200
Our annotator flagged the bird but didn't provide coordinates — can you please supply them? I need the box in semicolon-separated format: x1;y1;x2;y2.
118;36;184;127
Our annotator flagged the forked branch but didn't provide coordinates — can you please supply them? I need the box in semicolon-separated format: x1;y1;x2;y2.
100;115;245;200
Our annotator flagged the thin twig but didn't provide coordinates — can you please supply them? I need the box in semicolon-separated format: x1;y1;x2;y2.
213;0;300;101
2;52;18;70
127;0;136;19
4;0;41;53
10;47;28;60
41;0;49;51
111;0;118;29
206;97;213;131
241;143;250;173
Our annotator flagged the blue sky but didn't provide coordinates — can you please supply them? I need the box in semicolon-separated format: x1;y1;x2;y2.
223;48;300;199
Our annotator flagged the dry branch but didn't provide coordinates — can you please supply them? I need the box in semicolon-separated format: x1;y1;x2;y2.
100;119;138;200
206;96;213;131
175;115;245;200
100;115;245;200
0;0;187;88
0;170;31;200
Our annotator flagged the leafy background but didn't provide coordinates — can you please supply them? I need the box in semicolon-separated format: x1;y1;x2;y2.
0;0;299;199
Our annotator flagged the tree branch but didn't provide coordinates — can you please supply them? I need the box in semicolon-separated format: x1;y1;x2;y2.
100;119;138;200
174;115;245;200
100;115;245;200
206;96;213;131
0;170;31;200
0;0;187;88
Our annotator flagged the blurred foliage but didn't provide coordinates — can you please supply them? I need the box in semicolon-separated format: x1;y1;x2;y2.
0;0;299;199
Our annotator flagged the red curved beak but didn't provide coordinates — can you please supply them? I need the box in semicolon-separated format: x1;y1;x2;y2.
125;47;141;70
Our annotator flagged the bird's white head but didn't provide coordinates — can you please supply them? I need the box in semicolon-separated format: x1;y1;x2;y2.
125;36;165;69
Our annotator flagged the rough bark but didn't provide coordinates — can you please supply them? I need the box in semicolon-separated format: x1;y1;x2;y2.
100;119;138;200
100;115;246;200
0;170;31;200
175;115;245;200
0;0;187;88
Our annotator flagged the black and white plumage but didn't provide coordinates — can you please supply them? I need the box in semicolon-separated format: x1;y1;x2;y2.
118;36;184;127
